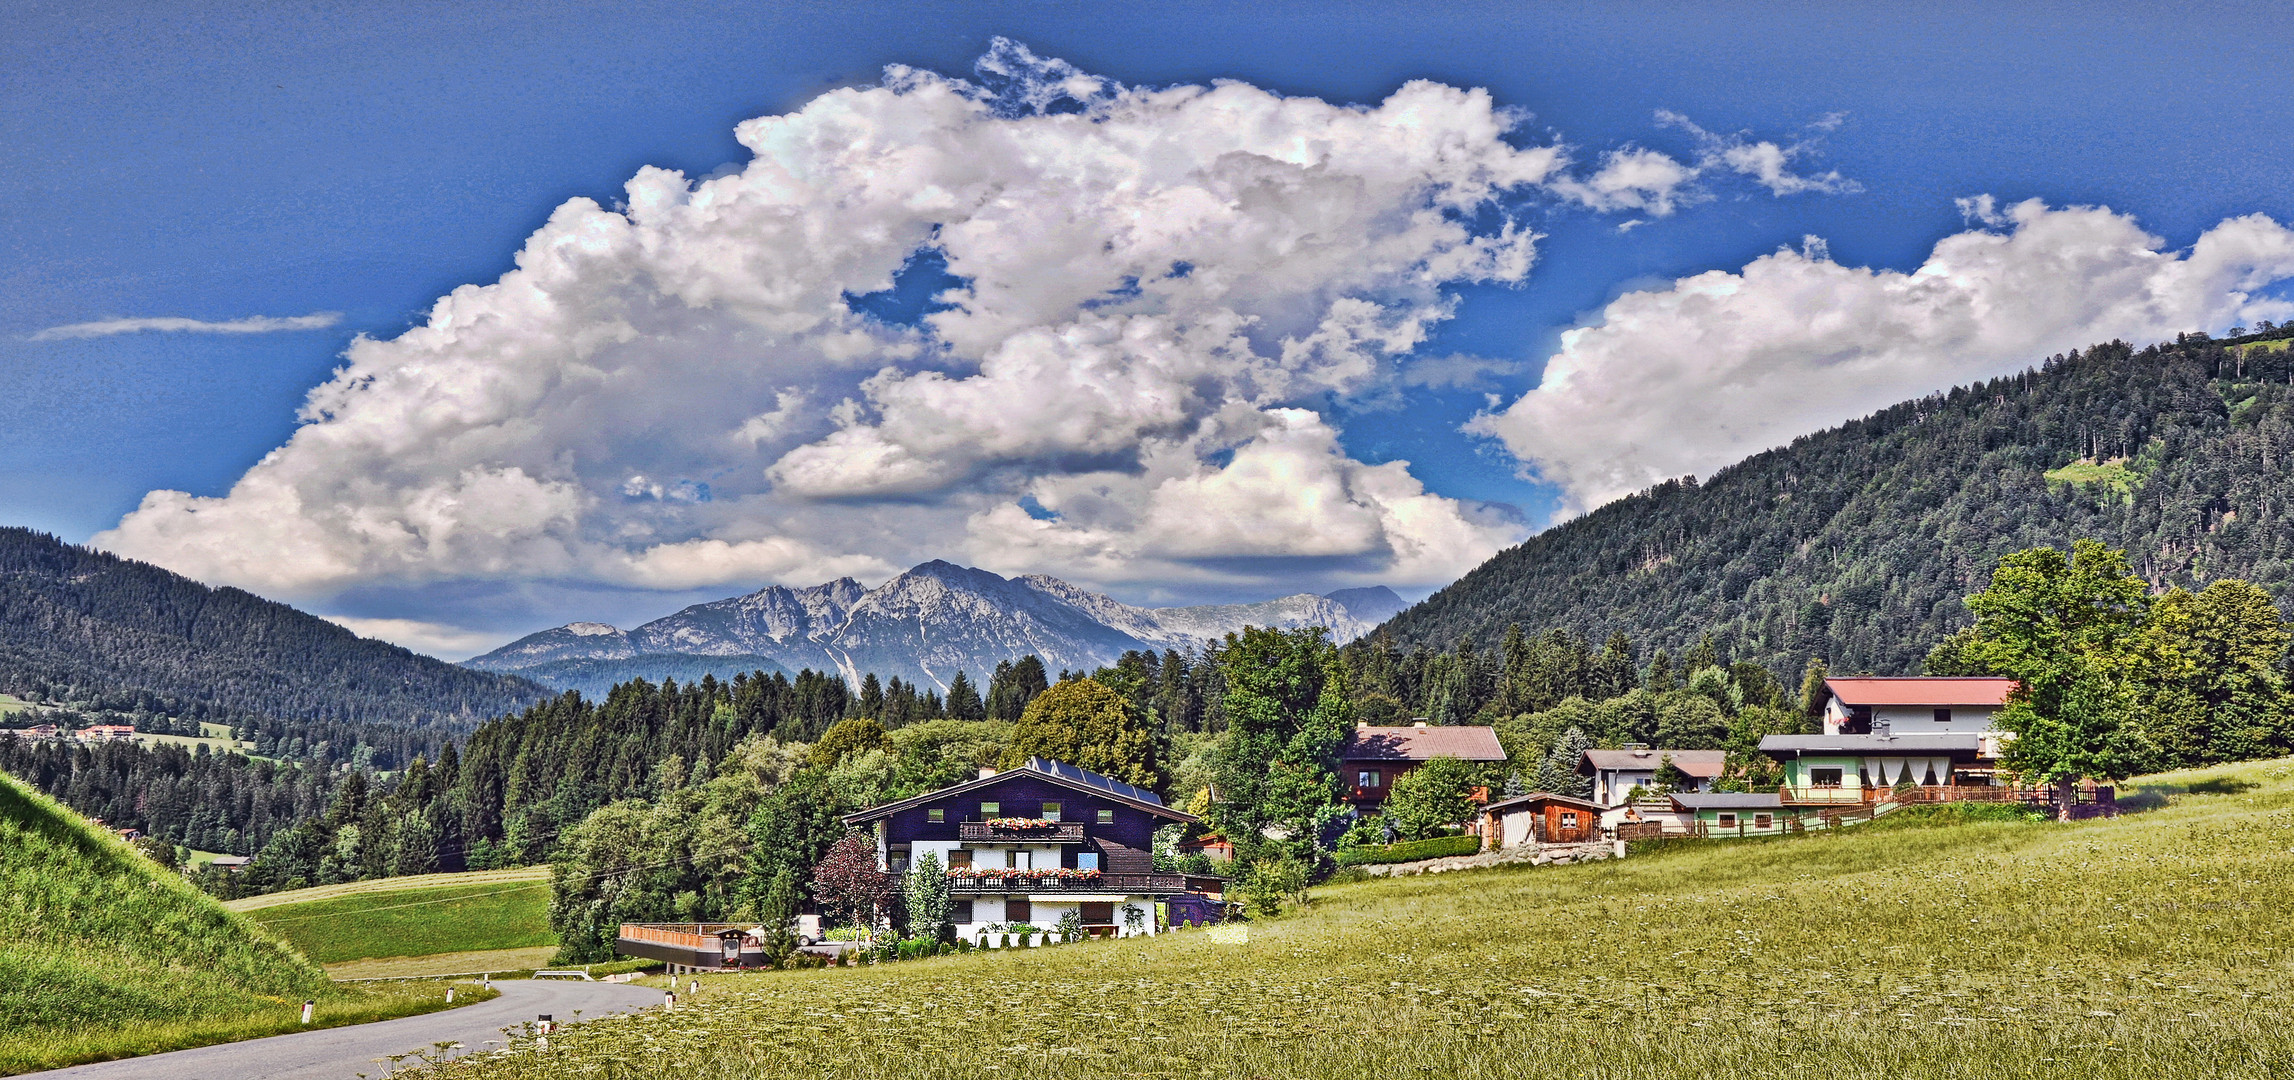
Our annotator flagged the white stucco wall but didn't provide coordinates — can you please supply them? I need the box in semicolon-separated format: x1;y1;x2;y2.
1873;705;1996;733
1825;698;1998;735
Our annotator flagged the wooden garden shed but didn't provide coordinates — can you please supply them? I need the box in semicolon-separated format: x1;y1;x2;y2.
1480;792;1607;850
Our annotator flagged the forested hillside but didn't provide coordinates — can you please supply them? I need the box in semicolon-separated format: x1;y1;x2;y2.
0;529;547;756
1374;330;2294;675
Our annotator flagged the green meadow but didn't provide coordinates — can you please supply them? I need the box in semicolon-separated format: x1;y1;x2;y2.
407;759;2294;1080
0;771;494;1075
234;866;556;967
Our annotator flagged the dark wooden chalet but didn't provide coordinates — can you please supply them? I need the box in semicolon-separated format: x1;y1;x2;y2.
843;757;1217;939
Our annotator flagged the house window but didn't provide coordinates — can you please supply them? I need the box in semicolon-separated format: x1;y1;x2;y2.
1097;809;1115;825
1754;814;1773;829
1042;801;1062;821
1934;708;1952;724
1809;768;1844;788
927;808;945;823
1077;851;1100;872
948;849;972;869
1561;812;1579;828
1358;770;1381;788
981;801;1000;817
1717;813;1738;828
951;900;974;924
1007;898;1031;923
1079;901;1115;924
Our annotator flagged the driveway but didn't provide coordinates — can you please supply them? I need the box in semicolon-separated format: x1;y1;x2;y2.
34;980;665;1079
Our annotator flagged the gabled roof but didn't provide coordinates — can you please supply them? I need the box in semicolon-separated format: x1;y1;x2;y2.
1824;676;2016;707
842;757;1197;826
1670;792;1783;810
1483;791;1606;815
1342;724;1507;763
1578;748;1726;777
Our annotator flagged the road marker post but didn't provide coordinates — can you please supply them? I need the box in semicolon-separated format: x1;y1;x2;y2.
301;1000;314;1024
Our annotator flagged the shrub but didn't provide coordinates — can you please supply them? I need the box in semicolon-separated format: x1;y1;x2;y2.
1240;854;1309;918
1332;834;1482;867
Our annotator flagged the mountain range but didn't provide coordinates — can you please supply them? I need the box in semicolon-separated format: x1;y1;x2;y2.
466;560;1406;693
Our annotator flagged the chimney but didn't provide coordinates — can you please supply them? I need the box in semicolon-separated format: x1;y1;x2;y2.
1412;720;1428;728
979;765;997;780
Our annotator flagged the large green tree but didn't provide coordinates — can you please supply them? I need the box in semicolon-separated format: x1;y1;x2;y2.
1929;541;2155;811
1001;677;1163;791
1212;626;1353;866
2134;580;2293;767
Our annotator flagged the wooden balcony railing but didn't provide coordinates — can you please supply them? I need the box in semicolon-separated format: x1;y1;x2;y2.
958;820;1088;843
947;872;1191;895
619;923;739;950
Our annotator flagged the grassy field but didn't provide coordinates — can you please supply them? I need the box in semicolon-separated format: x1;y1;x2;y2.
0;694;29;715
234;867;556;965
133;722;257;754
0;769;503;1074
407;759;2294;1080
325;946;561;980
2044;458;2139;501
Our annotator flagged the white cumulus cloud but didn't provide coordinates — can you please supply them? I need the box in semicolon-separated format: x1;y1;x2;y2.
32;311;343;340
97;41;1628;617
1471;199;2294;513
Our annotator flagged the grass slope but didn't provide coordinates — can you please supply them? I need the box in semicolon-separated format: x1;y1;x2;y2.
234;867;555;965
0;772;501;1074
0;770;327;1026
411;759;2294;1080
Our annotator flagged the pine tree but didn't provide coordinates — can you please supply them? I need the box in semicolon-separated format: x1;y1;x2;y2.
945;671;986;721
1535;726;1593;798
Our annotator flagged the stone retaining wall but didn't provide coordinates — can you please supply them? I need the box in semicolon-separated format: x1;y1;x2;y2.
1359;839;1623;877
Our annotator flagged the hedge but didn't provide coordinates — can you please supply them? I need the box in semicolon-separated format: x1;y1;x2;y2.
1334;834;1483;867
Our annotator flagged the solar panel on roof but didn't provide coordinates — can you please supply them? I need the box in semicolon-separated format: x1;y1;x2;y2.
1026;756;1163;805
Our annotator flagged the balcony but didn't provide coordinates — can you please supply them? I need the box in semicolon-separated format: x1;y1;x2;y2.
959;820;1088;843
947;871;1192;896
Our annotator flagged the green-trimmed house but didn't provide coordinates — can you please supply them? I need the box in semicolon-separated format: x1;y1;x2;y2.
1759;676;2016;803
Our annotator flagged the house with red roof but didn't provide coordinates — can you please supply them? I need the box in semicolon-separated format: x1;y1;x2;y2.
1340;722;1508;811
1761;676;2018;803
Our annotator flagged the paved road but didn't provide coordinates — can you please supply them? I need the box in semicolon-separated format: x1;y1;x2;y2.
35;981;666;1079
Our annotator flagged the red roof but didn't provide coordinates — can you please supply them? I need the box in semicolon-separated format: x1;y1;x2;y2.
1341;725;1508;763
1824;677;2016;707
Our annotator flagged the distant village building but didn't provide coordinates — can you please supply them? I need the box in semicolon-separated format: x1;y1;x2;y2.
1579;747;1726;806
1760;677;2017;801
1339;722;1508;811
79;724;137;743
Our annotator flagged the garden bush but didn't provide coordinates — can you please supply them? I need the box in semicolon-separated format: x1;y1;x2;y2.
1332;834;1482;866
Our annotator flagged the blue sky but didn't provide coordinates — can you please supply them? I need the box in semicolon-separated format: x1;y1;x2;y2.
6;1;2292;655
